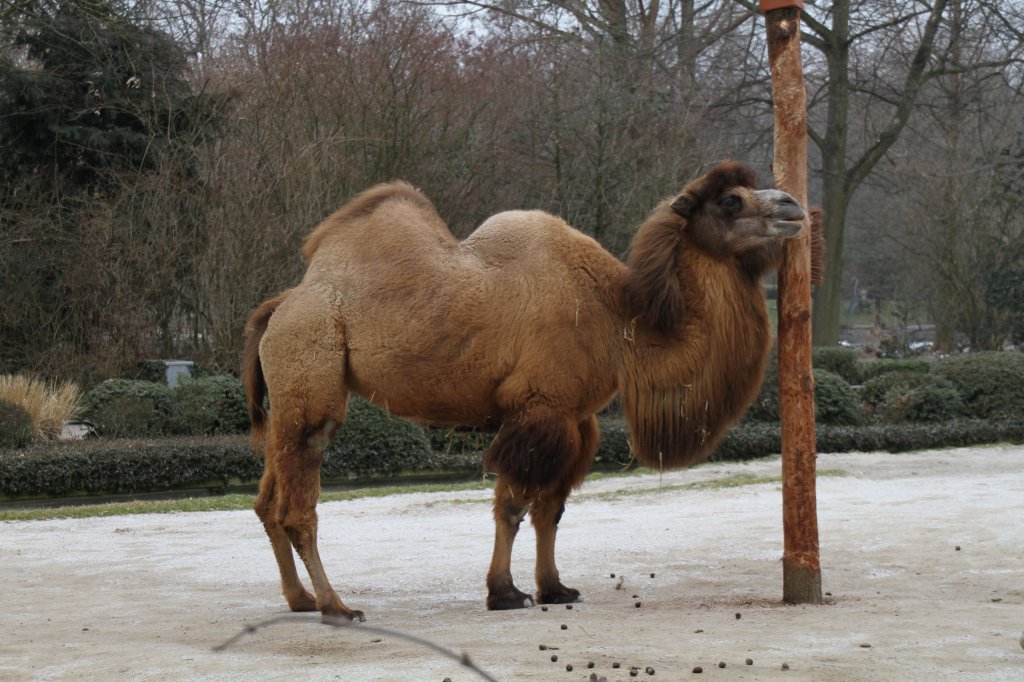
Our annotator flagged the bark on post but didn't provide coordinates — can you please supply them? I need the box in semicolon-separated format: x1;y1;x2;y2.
760;0;823;604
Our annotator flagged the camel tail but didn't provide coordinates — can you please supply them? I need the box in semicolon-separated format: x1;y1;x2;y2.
241;291;289;450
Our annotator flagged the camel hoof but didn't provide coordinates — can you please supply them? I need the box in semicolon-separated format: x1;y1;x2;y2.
538;587;581;604
487;588;536;611
321;609;365;625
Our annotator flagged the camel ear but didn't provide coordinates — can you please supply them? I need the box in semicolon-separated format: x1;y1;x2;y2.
670;193;697;218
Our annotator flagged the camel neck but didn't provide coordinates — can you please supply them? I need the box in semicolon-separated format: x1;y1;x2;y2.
619;252;772;470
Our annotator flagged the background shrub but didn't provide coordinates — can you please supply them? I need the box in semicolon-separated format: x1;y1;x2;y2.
812;346;862;384
174;375;249;435
891;380;964;423
813;369;864;426
861;371;930;408
862;372;964;423
0;400;35;449
595;418;632;466
80;379;180;437
323;397;432;478
933;352;1024;420
746;350;780;422
859;359;931;382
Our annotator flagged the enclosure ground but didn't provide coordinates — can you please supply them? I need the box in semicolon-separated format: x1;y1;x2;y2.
2;446;1022;681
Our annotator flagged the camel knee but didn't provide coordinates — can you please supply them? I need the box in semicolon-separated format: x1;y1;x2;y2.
303;419;340;454
494;494;530;530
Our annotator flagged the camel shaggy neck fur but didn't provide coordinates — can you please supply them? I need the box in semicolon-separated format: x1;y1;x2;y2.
242;161;805;619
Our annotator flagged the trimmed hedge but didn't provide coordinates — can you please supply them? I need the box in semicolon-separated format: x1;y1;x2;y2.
4;419;1024;499
0;436;260;497
711;419;1024;461
0;400;34;449
80;379;180;437
174;375;249;435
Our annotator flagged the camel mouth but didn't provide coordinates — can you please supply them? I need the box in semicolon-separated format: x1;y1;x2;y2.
755;189;805;225
766;220;804;238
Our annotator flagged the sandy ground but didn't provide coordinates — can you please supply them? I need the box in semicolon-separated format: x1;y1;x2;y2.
2;446;1023;682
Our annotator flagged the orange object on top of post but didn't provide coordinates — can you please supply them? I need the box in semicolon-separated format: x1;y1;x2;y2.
759;0;804;10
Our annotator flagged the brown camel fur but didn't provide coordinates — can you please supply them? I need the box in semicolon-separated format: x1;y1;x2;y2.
241;161;805;620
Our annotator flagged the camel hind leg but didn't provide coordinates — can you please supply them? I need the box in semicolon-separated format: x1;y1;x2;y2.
256;395;364;621
254;302;363;621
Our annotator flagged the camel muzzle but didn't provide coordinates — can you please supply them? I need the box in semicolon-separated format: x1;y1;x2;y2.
756;189;805;237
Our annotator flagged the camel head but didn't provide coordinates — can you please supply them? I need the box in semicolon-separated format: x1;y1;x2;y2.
623;161;807;337
670;161;805;275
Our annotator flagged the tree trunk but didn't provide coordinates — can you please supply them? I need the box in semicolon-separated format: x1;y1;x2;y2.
811;186;849;346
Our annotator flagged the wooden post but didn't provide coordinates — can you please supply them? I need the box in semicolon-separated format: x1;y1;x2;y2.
760;0;822;604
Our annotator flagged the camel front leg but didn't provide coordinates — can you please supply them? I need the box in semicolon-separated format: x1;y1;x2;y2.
533;414;599;604
531;492;580;604
486;479;535;610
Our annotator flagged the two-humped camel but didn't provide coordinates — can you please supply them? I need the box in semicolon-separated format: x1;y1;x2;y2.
242;161;805;620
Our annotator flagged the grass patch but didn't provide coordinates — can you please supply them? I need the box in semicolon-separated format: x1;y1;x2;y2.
0;480;493;522
578;468;848;503
0;468;852;522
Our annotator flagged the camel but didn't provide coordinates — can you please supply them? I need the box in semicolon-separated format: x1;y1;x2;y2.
241;161;805;621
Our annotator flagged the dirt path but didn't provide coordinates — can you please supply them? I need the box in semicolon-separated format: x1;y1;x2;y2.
2;446;1023;681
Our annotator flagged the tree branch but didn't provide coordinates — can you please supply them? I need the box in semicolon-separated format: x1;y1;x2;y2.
846;0;949;192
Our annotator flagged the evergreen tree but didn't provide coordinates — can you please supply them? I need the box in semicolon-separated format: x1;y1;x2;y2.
0;0;225;378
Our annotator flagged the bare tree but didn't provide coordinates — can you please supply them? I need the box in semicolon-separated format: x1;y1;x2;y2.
736;0;1024;345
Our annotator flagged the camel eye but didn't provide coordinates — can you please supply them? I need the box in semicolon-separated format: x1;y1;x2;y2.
719;194;742;213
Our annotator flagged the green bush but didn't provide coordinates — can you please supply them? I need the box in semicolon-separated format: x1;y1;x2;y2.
861;371;930;408
747;359;865;426
882;381;964;424
862;372;964;423
746;350;780;422
933;352;1024;420
813;346;862;384
595;418;633;466
323;397;433;478
813;369;864;426
859;359;931;382
80;379;180;437
0;400;34;449
174;375;249;435
123;359;169;384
